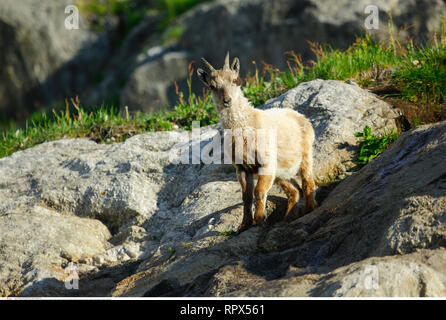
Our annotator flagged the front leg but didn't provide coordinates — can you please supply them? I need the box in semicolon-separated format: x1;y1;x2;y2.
254;174;274;225
236;167;254;232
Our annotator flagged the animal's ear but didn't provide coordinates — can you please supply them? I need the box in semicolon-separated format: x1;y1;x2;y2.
231;57;240;76
197;68;210;87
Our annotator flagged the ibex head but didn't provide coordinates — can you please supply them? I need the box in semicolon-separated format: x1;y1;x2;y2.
197;52;240;109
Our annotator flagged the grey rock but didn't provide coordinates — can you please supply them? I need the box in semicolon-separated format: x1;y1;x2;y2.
177;0;446;74
310;251;446;297
114;120;446;297
120;51;197;113
0;82;444;297
90;0;446;114
0;205;111;296
206;249;446;297
0;125;238;296
83;16;163;108
0;0;111;118
3;0;446;117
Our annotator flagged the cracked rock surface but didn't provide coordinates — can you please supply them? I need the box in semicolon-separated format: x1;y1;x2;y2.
2;82;444;297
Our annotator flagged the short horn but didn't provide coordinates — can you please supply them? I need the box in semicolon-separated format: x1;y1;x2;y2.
223;51;230;70
201;57;215;72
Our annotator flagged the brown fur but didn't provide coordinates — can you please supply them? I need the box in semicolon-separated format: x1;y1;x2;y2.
276;178;300;221
197;53;317;231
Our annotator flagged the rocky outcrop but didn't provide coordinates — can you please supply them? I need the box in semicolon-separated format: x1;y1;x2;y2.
113;120;446;297
0;127;231;296
0;0;111;119
200;249;446;297
176;0;446;74
120;51;198;113
261;79;401;181
3;0;446;116
93;0;446;113
1;79;443;297
112;0;446;111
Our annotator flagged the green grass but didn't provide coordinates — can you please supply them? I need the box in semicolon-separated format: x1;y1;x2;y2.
219;230;235;236
80;0;210;33
2;20;446;159
168;247;176;258
160;62;219;130
0;64;218;158
80;0;146;32
160;25;185;46
0;99;140;158
354;126;401;166
155;0;210;30
243;37;401;106
243;22;446;107
392;45;446;104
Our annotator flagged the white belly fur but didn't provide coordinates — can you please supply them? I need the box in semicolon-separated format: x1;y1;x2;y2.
253;164;300;180
275;165;300;180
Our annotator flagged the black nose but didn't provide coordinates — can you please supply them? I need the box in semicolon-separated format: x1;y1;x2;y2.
223;98;231;104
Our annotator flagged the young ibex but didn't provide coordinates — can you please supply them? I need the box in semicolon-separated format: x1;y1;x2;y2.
197;52;317;232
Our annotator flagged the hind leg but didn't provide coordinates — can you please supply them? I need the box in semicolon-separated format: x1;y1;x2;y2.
276;178;300;221
300;151;317;213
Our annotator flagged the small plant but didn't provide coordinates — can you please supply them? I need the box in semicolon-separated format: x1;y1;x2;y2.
182;241;193;248
80;0;210;33
412;117;423;127
80;0;146;32
167;62;219;129
243;53;306;107
161;25;185;46
156;0;210;29
168;247;176;258
3;22;446;159
219;230;235;236
319;174;344;186
354;126;401;166
0;61;219;159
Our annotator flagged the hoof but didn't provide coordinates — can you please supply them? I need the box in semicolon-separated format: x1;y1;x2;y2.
253;217;266;227
236;222;253;234
305;201;318;214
